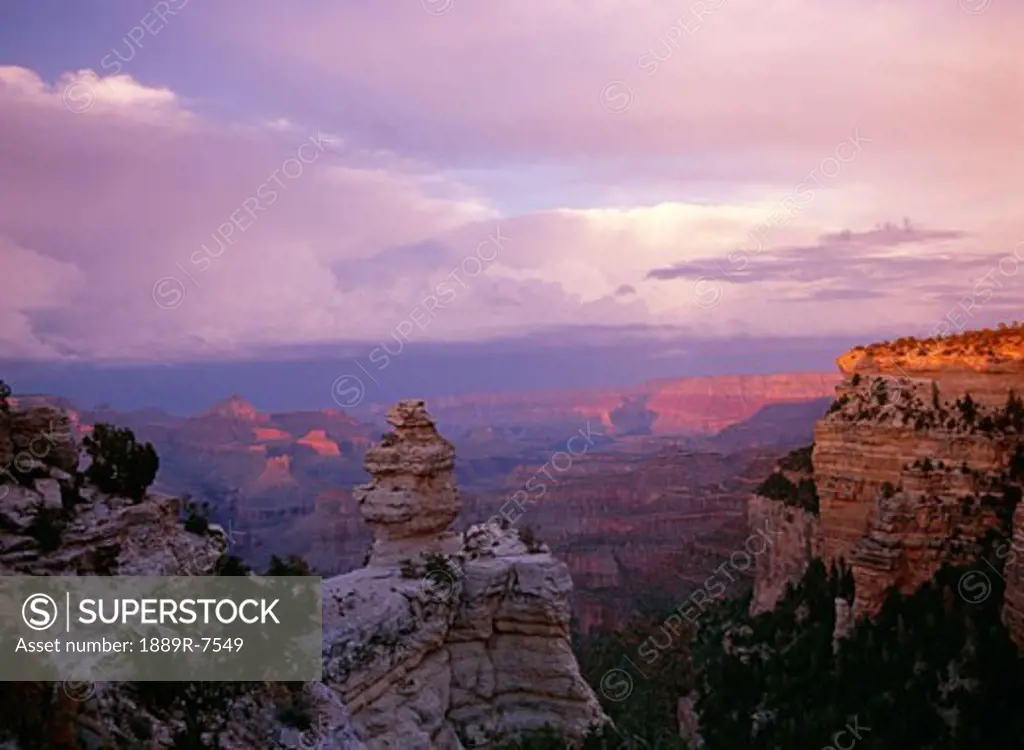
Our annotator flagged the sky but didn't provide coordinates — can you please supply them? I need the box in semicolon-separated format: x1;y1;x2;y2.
1;0;1022;409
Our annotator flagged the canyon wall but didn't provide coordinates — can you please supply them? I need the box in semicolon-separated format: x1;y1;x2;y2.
473;440;763;634
748;493;822;615
750;326;1024;633
375;372;841;436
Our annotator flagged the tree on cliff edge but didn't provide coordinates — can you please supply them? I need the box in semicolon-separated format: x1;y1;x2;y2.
82;423;159;502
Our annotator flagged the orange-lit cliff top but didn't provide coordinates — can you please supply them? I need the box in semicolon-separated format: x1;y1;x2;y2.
838;322;1024;375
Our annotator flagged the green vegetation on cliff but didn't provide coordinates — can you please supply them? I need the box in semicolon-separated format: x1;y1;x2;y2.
83;423;159;502
755;471;820;514
693;558;1024;749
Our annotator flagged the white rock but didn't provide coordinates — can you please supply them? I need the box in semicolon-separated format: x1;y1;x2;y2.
33;478;63;510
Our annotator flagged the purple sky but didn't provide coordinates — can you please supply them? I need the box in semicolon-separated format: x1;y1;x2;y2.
1;1;1022;408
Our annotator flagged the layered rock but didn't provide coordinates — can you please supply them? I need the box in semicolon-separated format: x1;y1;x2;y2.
462;438;764;633
1001;500;1024;644
0;483;225;576
748;493;822;614
386;372;841;437
0;403;253;749
0;404;77;477
355;401;461;567
323;400;607;749
750;324;1024;632
838;327;1024;408
817;371;1021;619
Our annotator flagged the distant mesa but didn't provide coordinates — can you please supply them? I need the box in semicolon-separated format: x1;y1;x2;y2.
200;395;261;421
296;429;342;456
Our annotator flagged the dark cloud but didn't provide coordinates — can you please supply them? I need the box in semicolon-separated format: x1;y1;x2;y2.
614;284;636;296
644;221;984;302
782;288;890;302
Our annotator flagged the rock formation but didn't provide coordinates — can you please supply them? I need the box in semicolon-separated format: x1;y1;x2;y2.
1;398;607;748
748;493;822;615
749;325;1024;637
354;401;461;567
323;400;607;748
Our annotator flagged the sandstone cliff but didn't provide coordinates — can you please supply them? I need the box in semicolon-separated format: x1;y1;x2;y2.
748;492;822;615
749;324;1024;633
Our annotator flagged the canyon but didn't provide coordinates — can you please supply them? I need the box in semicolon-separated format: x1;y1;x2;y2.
749;325;1024;643
32;373;836;633
379;372;841;437
0;397;606;749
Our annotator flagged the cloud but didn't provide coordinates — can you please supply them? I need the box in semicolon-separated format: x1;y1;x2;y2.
1;0;1023;366
646;221;972;286
204;0;1024;190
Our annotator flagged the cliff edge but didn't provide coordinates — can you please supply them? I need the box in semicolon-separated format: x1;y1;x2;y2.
749;324;1024;639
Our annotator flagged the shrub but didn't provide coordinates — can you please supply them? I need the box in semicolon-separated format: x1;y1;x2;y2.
182;498;211;536
82;423;158;502
86;544;120;575
132;681;256;749
214;554;250;576
423;552;459;586
518;525;545;553
795;479;819;514
956;394;977;426
59;483;83;511
757;472;819;514
1010;446;1024;482
756;471;797;502
779;444;814;473
265;554;312;576
274;684;318;732
26;505;67;553
0;379;9;414
826;395;851;415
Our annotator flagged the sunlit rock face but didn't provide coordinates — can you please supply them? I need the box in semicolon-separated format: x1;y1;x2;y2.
323;400;608;749
750;326;1024;635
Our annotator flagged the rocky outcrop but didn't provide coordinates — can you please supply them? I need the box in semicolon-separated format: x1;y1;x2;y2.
0;403;251;749
355;401;461;567
838;327;1024;408
323;400;607;749
750;325;1024;633
0;404;77;477
748;493;822;614
1001;500;1024;645
817;370;1021;620
0;483;225;576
